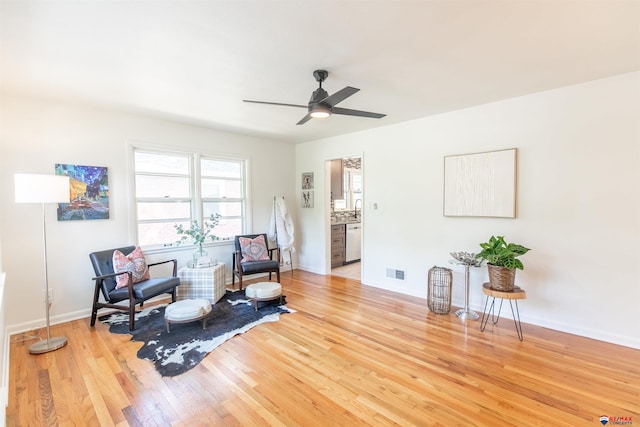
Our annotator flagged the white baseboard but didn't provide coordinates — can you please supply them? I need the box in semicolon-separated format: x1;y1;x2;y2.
296;265;325;275
0;385;6;408
453;297;640;350
362;277;640;350
361;277;424;298
6;308;92;336
0;385;6;427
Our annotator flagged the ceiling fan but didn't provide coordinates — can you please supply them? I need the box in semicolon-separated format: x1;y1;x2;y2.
243;70;386;125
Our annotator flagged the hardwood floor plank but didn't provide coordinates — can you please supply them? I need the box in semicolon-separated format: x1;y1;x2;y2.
82;371;118;427
7;270;640;426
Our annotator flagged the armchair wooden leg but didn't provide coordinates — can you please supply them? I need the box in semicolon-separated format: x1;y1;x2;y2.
129;304;136;331
91;282;102;327
90;305;98;327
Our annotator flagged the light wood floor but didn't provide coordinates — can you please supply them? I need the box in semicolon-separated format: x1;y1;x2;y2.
331;261;361;281
7;270;640;426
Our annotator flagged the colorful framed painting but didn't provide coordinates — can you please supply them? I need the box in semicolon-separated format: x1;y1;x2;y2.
55;164;109;220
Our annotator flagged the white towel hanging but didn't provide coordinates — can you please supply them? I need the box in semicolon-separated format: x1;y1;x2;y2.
268;196;295;252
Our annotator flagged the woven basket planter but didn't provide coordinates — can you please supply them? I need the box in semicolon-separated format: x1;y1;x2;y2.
427;266;452;314
487;264;516;291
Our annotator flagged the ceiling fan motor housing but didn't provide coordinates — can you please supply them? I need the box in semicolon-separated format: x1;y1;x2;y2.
310;71;330;114
309;88;329;104
313;69;329;83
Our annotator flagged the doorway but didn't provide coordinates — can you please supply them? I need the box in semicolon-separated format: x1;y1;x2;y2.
328;156;362;281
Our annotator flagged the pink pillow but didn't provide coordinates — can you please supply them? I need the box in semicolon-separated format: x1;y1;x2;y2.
113;246;150;289
239;235;270;263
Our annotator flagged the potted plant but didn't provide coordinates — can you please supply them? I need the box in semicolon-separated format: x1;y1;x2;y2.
476;235;530;291
174;214;221;265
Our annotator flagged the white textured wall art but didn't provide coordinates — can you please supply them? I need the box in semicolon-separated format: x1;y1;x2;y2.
443;148;517;218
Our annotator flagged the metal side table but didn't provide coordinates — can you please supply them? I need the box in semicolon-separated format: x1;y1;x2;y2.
450;260;479;321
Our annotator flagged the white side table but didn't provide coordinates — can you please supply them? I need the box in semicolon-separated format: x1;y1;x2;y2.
177;263;226;304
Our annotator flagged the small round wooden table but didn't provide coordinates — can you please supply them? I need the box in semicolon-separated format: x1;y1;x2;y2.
480;283;526;341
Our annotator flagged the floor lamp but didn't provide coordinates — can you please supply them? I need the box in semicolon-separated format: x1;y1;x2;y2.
14;173;70;354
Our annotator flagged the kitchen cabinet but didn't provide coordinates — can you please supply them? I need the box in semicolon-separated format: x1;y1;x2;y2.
330;159;344;200
331;224;345;268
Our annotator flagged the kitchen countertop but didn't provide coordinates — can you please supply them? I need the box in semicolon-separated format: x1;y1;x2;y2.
331;219;361;225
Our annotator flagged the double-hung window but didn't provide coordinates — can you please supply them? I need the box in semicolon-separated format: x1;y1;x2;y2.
133;148;247;249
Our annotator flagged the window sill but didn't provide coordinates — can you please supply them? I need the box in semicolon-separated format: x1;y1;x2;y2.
142;238;234;256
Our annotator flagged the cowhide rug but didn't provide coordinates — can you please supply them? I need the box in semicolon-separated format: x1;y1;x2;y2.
99;290;293;377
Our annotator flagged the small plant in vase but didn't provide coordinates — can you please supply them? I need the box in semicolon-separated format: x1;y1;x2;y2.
174;214;221;266
476;235;530;291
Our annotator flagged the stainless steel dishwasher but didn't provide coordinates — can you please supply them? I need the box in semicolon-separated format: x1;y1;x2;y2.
345;223;361;263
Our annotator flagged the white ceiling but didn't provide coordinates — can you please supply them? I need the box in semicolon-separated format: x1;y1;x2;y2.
2;0;639;144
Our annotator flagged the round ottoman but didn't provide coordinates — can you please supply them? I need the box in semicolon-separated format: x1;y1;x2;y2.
245;281;282;311
164;298;212;332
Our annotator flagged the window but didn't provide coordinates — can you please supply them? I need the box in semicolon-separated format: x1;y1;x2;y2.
133;148;247;248
334;169;361;211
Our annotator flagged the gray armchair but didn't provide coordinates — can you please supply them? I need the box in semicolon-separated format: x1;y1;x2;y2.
89;246;180;330
232;234;280;290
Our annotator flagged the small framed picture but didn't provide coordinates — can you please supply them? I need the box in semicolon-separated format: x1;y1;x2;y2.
302;172;314;189
302;190;314;208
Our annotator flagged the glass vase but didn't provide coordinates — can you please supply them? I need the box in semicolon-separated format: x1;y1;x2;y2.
192;246;209;266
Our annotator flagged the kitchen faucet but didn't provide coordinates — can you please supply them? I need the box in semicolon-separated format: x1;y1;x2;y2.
353;199;362;219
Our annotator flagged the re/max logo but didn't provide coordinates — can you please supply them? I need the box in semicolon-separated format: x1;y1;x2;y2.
600;415;633;426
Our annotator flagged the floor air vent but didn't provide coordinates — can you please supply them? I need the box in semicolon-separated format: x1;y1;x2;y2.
386;268;406;281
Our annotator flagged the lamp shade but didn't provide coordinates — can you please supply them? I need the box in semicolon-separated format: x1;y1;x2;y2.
14;173;70;204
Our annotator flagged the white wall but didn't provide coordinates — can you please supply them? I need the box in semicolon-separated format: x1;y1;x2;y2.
0;147;6;417
0;273;6;421
296;72;640;349
0;94;295;331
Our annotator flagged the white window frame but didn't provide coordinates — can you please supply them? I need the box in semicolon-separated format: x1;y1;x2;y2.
128;142;250;252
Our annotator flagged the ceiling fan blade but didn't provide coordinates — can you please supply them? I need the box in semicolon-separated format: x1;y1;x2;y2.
296;113;313;125
322;86;359;107
243;100;307;109
332;107;386;119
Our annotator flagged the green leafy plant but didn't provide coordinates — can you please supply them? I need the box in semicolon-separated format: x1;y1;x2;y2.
476;235;530;270
174;214;221;251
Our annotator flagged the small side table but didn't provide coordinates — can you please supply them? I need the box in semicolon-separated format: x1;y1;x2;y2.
480;283;526;341
177;263;226;304
450;261;479;320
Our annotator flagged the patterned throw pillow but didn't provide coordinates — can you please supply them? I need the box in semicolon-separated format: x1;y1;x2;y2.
239;235;270;263
112;246;150;289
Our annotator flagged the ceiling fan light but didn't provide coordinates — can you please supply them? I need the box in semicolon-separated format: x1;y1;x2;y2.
310;105;331;118
310;111;330;118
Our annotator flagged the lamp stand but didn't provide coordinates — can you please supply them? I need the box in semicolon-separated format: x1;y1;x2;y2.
29;202;67;354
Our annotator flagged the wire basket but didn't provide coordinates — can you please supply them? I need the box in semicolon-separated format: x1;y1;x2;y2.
427;266;453;314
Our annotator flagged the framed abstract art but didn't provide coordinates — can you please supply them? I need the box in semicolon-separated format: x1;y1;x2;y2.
443;148;517;218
